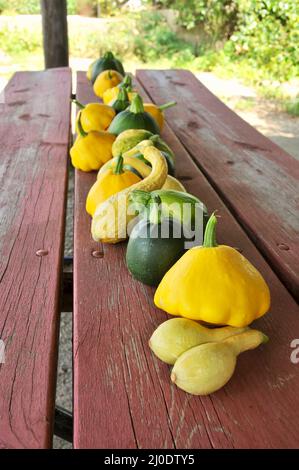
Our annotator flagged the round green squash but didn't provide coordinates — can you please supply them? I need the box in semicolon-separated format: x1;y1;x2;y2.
108;94;160;136
91;51;125;84
126;217;187;287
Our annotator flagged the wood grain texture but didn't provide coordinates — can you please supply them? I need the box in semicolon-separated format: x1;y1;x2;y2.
137;69;299;302
74;71;299;449
0;69;72;448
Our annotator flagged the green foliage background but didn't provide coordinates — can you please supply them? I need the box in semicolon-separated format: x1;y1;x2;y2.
0;0;298;90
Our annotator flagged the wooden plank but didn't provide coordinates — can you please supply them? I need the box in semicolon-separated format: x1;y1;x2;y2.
137;69;299;302
74;71;299;449
0;68;72;448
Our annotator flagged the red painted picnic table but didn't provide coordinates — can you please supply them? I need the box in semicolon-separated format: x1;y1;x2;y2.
0;68;298;449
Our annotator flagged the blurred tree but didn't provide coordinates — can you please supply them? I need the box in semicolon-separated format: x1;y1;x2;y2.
143;0;239;39
96;0;130;16
0;0;41;14
226;0;299;80
41;0;69;68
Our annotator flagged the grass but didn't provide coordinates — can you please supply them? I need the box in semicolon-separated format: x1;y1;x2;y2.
285;99;299;117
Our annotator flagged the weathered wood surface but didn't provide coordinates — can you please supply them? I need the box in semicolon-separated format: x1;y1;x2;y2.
0;69;72;448
74;71;299;449
137;69;299;303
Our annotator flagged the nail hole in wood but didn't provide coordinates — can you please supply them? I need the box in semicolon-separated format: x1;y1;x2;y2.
14;88;30;93
19;114;32;121
91;250;104;259
277;243;290;251
36;249;49;257
187;121;199;129
170;80;186;86
8;100;26;107
180;176;193;181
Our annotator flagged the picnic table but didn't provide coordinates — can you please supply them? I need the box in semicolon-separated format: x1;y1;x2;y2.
0;67;298;449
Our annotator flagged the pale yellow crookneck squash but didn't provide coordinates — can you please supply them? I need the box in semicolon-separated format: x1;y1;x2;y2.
91;146;168;243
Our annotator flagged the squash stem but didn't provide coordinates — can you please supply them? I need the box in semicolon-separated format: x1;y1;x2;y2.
226;330;269;356
130;93;144;114
203;212;218;248
77;113;88;138
159;101;177;111
117;87;129;102
72;99;85;109
113;155;124;175
149;195;162;225
104;51;114;59
129;190;151;206
121;75;132;88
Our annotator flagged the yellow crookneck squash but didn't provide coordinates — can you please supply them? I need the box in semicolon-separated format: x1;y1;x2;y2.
97;146;185;192
154;213;271;328
143;101;176;130
74;100;115;133
86;155;142;216
70;116;116;172
91;146;168;244
93;69;123;99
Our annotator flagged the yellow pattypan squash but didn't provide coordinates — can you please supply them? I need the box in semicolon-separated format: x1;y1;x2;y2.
70;116;115;172
86;155;141;216
74;100;115;133
93;69;123;99
102;74;136;105
143;101;176;130
154;213;271;327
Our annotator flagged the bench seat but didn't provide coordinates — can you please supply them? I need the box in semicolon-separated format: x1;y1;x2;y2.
73;71;299;449
0;68;72;448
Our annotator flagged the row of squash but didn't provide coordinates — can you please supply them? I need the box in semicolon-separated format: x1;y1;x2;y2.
70;52;271;396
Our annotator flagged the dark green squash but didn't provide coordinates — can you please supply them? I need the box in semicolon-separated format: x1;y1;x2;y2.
126;209;187;287
110;87;130;113
91;51;125;84
108;94;160;136
126;192;209;286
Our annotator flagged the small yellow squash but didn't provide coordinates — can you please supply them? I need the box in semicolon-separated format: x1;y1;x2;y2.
70;117;116;172
91;146;168;243
86;156;141;216
74;100;115;133
102;74;136;105
143;101;176;130
93;69;123;99
154;213;271;327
